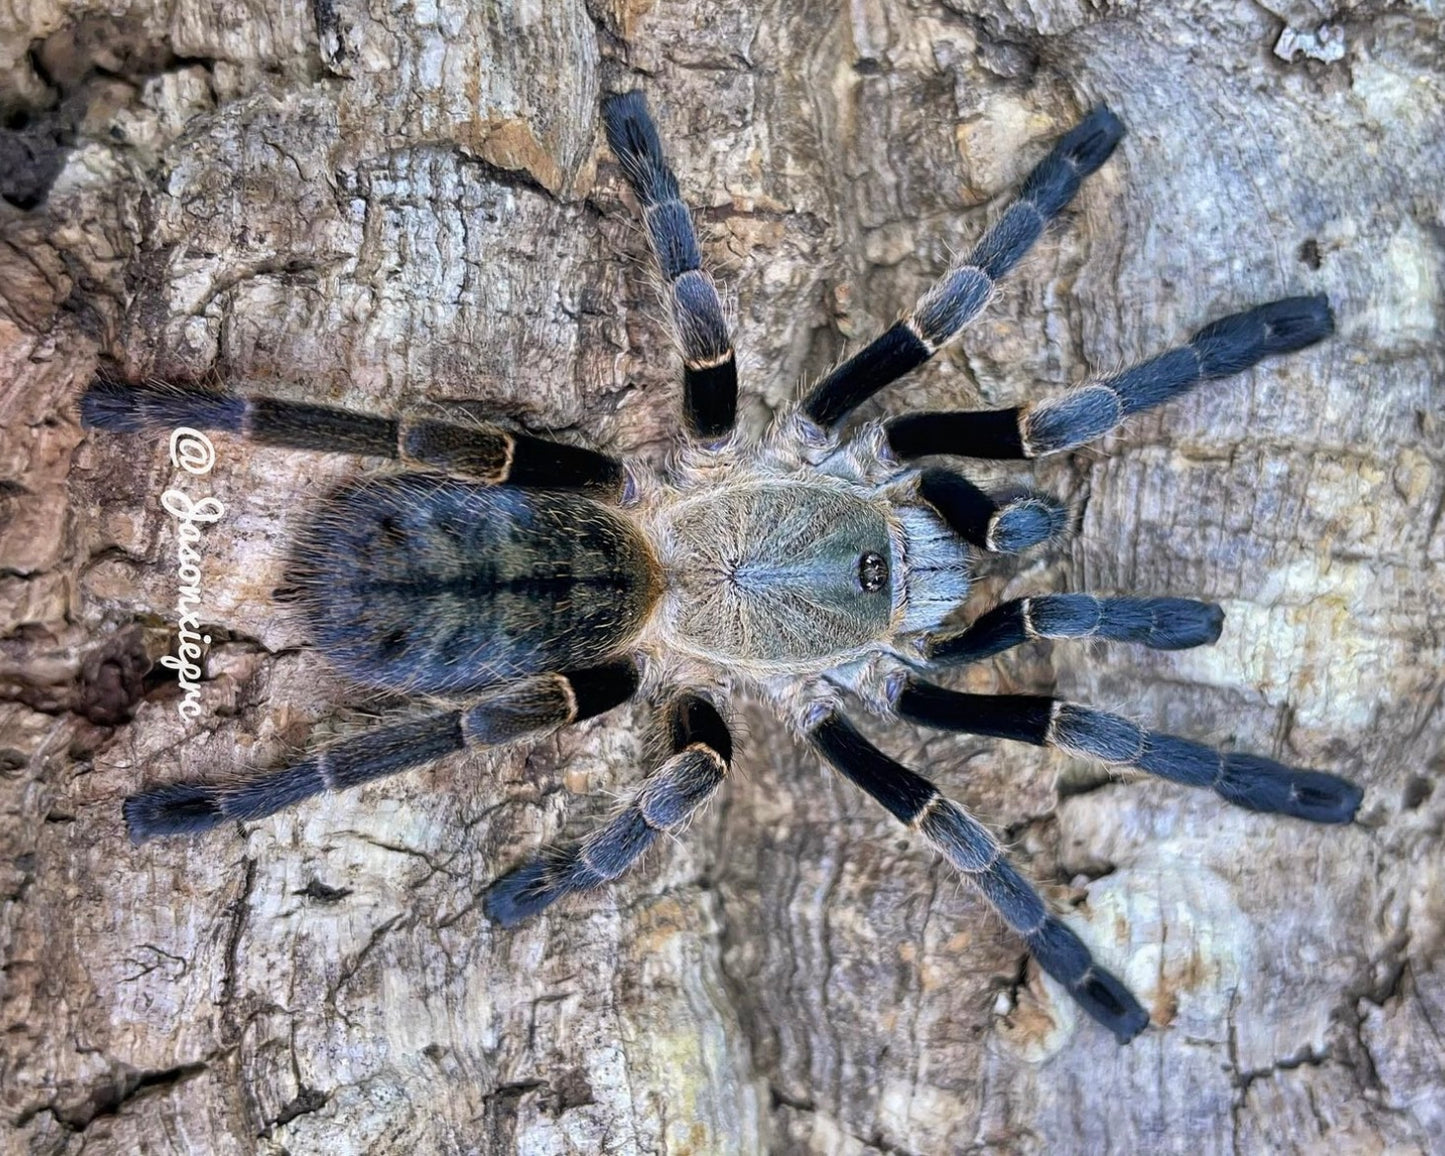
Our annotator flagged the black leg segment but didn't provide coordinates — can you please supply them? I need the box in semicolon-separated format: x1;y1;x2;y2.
809;712;938;823
809;712;1148;1043
399;420;624;493
891;682;1054;745
918;467;1070;554
81;378;624;494
927;594;1224;666
122;663;638;841
886;407;1026;461
801;322;932;430
799;106;1124;430
893;677;1363;824
680;358;738;443
603;91;737;442
887;296;1334;461
484;692;733;926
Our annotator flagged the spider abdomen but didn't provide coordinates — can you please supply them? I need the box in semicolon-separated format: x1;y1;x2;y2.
291;476;662;693
657;481;897;669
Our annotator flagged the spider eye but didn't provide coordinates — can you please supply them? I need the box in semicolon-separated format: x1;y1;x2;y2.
858;551;889;592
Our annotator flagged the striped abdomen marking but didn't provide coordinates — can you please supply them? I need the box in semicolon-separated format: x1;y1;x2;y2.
292;477;661;693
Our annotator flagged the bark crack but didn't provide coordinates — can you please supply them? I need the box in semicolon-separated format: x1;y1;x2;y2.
327;912;406;1008
14;1060;208;1132
218;856;256;1034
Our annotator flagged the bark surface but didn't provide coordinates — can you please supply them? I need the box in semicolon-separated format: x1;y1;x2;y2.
1;1;1441;1153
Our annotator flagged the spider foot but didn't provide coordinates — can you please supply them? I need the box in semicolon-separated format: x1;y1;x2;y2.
123;783;228;842
1015;105;1126;219
1029;919;1149;1045
483;858;569;927
81;378;245;434
1191;295;1334;377
1214;754;1363;824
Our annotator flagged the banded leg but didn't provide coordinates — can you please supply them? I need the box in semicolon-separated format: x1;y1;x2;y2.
603;92;736;442
928;594;1224;666
80;378;624;494
809;712;1148;1043
799;107;1125;430
886;296;1334;460
484;693;732;926
918;467;1069;554
122;662;638;841
892;677;1363;823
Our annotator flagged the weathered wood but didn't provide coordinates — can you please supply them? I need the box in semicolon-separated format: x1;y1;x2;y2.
1;0;1441;1152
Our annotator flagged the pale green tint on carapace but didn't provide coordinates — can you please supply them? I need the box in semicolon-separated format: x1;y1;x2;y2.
661;482;894;665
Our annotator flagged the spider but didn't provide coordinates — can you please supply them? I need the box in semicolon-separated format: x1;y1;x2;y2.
82;91;1363;1045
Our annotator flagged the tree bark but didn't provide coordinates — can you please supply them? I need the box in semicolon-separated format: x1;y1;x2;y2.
1;0;1441;1152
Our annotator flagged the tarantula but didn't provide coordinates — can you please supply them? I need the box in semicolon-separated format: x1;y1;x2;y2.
83;91;1363;1044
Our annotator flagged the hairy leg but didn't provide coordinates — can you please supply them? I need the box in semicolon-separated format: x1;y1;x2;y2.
799;107;1125;430
927;594;1223;666
123;663;639;840
886;296;1333;460
916;467;1070;554
893;677;1362;823
808;711;1148;1043
484;693;732;925
81;378;624;494
603;91;737;442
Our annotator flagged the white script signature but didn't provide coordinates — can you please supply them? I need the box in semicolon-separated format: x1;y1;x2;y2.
158;427;224;720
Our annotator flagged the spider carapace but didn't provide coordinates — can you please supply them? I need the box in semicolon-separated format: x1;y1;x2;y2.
84;91;1363;1044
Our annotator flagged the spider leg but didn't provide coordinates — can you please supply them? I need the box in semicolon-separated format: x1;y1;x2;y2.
892;677;1363;824
918;467;1070;554
927;594;1224;666
484;693;732;926
799;106;1125;431
886;296;1333;460
122;662;638;841
80;378;624;494
602;91;737;442
808;711;1148;1043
